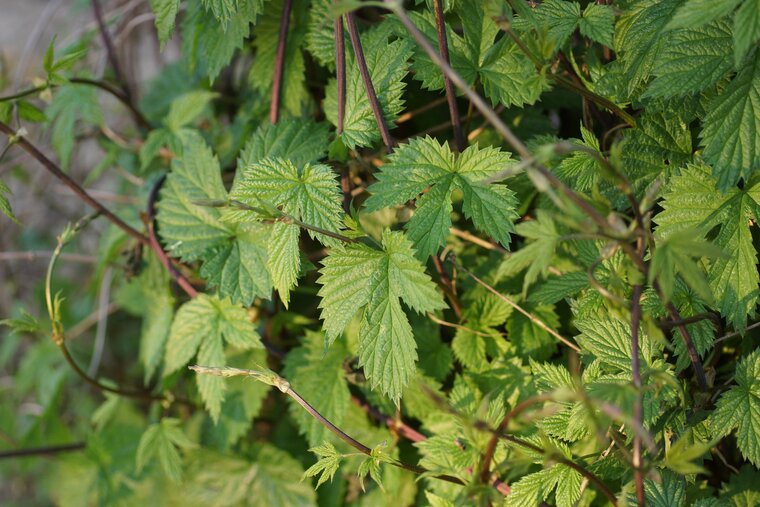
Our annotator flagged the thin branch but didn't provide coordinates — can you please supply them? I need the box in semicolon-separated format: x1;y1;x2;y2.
427;312;503;338
0;121;148;246
449;254;581;352
422;386;617;505
270;0;293;124
91;0;130;100
146;176;199;298
0;442;85;459
630;284;645;506
45;224;192;407
345;12;393;152
352;395;511;495
715;320;760;344
190;365;464;487
479;394;554;485
0;78;150;131
433;0;465;151
0;250;96;263
396;96;448;124
334;5;346;134
662;297;708;391
450;227;507;253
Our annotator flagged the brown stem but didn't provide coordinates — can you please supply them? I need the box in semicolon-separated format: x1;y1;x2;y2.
662;296;708;391
630;284;645;506
433;0;465;151
146;175;199;298
91;0;131;101
0;78;150;130
479;394;553;485
0;121;148;246
334;7;346;134
270;0;293;124
345;12;393;152
0;442;85;459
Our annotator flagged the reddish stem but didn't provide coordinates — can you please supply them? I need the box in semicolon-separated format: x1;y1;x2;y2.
433;0;465;151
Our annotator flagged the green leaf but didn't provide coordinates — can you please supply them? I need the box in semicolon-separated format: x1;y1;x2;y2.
185;445;317;506
579;3;615;46
700;55;760;190
238;119;330;169
136;418;196;482
157;132;231;261
46;83;103;169
303;442;343;488
733;0;760;65
182;0;260;81
667;0;740;30
711;349;760;467
649;230;722;304
614;0;681;97
644;20;734;99
227;157;344;305
480;36;549;108
283;331;350;446
249;0;310;117
655;163;760;329
575;315;653;372
305;0;338;71
324;22;413;149
496;210;559;292
200;226;272;303
157;134;271;305
149;0;181;48
534;0;581;46
365;137;517;258
164;90;218;131
0;180;20;225
164;294;262;422
317;230;446;401
639;470;687;507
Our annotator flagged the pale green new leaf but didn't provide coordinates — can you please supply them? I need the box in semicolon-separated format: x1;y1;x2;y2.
46;83;103;169
655;163;760;329
149;0;181;48
136;418;196;483
644;20;733;99
165;90;218;131
283;331;350;446
164;294;263;422
303;442;342;488
317;230;446;401
365;137;517;258
324;23;413;149
700;55;760;190
711;349;760;467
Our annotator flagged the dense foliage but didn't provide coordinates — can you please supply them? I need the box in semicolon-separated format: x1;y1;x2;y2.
1;0;760;505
